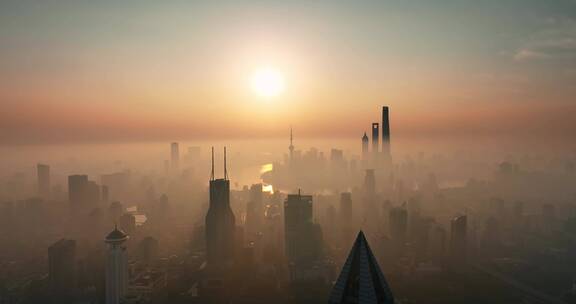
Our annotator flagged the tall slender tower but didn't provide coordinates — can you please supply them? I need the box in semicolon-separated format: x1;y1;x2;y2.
105;226;128;304
381;106;391;159
361;132;369;161
289;127;294;163
371;123;379;155
206;147;236;266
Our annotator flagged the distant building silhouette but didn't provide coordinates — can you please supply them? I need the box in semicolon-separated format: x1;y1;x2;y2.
119;213;136;236
389;206;408;255
284;191;322;263
48;239;77;295
170;142;179;170
381;106;391;157
37;163;50;198
329;231;394;304
109;201;124;222
284;190;324;281
86;181;100;205
364;169;376;196
101;185;110;203
68;175;88;206
340;192;354;245
245;183;264;239
450;215;468;263
68;175;100;208
101;171;129;202
371;123;379;156
362;132;369;162
289;127;295;164
340;192;353;221
205;147;236;266
137;236;159;265
105;226;129;304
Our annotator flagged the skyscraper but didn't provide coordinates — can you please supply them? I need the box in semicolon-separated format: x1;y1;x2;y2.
361;132;369;161
37;163;50;198
371;123;379;155
284;191;321;263
245;183;264;239
170;142;179;170
205;147;236;266
68;175;88;206
86;181;101;205
48;239;76;295
381;106;391;156
105;226;129;304
328;231;395;304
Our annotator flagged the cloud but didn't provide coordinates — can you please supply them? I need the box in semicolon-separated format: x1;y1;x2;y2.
514;18;576;62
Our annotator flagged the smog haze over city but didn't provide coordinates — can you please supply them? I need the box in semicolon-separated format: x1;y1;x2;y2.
1;1;576;304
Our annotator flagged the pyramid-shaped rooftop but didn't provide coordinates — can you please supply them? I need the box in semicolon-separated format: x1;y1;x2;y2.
328;231;394;304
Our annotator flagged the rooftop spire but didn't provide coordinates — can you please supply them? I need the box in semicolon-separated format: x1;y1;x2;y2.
329;231;395;304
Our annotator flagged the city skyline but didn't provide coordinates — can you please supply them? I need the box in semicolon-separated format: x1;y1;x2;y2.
1;1;576;144
1;1;576;304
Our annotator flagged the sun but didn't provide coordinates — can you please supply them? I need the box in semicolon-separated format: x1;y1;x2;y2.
251;67;285;97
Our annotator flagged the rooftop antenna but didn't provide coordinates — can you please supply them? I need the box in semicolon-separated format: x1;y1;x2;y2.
210;147;215;181
224;146;228;180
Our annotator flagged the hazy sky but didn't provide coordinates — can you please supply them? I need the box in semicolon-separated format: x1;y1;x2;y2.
1;0;575;144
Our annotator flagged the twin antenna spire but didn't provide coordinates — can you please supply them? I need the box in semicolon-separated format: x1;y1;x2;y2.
210;146;228;181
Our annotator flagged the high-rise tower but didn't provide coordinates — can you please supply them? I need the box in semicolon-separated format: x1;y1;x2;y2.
205;147;236;266
361;132;369;161
105;226;128;304
381;106;391;156
284;191;322;263
245;183;264;239
371;123;379;155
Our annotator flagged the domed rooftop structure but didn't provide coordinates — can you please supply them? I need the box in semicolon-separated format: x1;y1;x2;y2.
105;225;128;243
